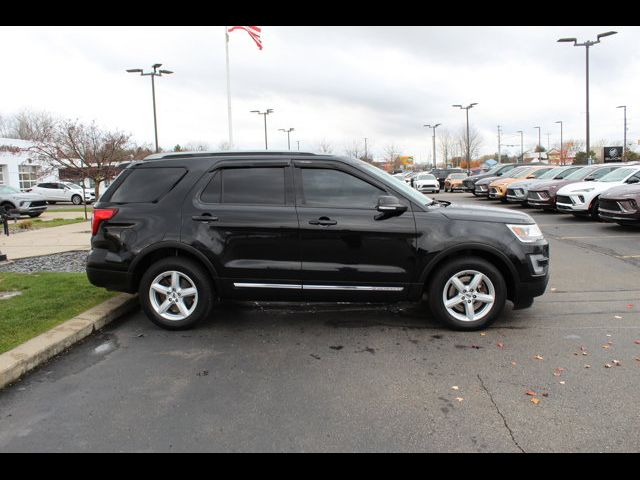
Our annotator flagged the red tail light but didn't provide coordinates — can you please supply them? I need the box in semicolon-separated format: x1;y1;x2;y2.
92;208;118;236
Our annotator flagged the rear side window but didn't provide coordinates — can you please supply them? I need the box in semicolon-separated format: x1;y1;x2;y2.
109;167;186;203
200;167;285;205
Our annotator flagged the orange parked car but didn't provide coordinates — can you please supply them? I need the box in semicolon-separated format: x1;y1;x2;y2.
444;173;468;192
488;165;554;201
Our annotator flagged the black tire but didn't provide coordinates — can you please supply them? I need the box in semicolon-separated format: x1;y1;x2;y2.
427;256;507;330
1;202;15;210
28;212;43;218
589;197;600;220
139;257;214;330
47;201;57;205
71;194;83;205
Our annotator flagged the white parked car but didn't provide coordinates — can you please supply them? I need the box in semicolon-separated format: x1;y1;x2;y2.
0;185;48;217
413;173;440;193
555;165;640;218
29;182;95;205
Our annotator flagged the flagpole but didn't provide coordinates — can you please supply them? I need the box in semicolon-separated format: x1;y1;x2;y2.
225;26;233;147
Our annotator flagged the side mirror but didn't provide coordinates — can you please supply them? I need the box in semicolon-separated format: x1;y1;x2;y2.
584;176;595;182
376;195;407;216
526;174;536;179
627;177;639;184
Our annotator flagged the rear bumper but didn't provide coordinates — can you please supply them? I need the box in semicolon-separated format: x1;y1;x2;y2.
87;266;135;293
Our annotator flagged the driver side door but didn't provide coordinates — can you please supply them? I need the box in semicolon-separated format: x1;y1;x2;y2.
294;161;418;301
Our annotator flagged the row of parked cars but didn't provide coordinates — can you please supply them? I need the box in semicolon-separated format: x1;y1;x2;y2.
461;162;640;226
396;168;477;194
0;182;95;217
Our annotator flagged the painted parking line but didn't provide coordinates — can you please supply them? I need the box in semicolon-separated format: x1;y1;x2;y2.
558;235;640;240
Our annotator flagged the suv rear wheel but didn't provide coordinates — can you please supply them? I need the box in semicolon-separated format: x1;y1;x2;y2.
139;257;214;330
428;257;506;330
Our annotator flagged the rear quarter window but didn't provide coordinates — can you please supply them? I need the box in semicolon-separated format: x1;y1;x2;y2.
108;167;187;203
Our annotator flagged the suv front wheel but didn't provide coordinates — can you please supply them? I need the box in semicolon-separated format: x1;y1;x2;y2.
428;257;506;330
139;257;214;330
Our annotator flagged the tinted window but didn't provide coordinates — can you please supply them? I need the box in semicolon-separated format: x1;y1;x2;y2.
110;167;187;203
200;171;221;204
300;168;384;208
221;167;285;205
591;167;618;180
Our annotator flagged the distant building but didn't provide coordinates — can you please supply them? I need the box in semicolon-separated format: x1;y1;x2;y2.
0;138;58;190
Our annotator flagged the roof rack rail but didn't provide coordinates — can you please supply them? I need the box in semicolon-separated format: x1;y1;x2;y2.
144;151;318;161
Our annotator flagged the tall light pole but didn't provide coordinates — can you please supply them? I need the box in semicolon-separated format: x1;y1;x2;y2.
516;130;524;163
534;126;541;160
558;31;618;165
452;103;477;175
297;140;300;151
555;121;564;165
497;125;502;163
126;63;173;153
424;123;441;169
617;105;627;159
251;109;274;149
364;138;368;160
278;128;295;150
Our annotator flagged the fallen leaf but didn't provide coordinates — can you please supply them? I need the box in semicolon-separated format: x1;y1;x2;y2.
606;334;612;337
614;315;622;319
525;390;537;396
636;357;640;362
451;386;459;390
542;392;549;398
604;363;612;368
634;340;640;345
480;332;486;336
627;304;634;309
454;397;464;402
511;361;517;366
584;364;591;369
550;288;557;292
531;397;541;405
559;381;566;385
581;346;588;356
612;359;622;366
602;344;611;349
471;345;481;349
497;342;504;349
534;355;544;360
553;368;565;377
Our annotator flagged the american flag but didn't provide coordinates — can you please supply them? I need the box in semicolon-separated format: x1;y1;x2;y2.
227;26;262;50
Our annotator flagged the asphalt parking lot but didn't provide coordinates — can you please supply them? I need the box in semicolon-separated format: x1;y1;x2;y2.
1;192;639;452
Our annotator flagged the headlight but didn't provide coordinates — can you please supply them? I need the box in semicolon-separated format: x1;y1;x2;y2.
573;187;595;193
507;224;544;243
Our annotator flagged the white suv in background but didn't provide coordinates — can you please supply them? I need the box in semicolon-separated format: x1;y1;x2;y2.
30;182;95;205
413;173;440;193
555;165;640;218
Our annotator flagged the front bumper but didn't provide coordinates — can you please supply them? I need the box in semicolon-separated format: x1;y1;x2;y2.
506;188;528;203
598;199;640;223
556;193;589;213
16;200;48;215
527;191;554;209
417;184;440;192
475;184;490;196
488;187;506;199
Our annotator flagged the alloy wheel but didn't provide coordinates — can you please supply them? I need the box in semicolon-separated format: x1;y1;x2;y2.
442;269;495;322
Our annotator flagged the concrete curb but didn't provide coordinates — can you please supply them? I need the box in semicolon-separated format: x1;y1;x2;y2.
0;293;138;390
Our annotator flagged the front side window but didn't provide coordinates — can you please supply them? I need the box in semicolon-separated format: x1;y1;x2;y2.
300;168;384;209
201;167;285;205
600;167;639;183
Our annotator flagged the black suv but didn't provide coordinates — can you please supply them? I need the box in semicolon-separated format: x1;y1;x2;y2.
462;163;519;194
430;168;465;189
87;152;549;331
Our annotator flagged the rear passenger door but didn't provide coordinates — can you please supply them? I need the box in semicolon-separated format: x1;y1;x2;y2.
181;160;301;299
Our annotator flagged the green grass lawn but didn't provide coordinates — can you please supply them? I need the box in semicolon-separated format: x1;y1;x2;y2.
0;272;116;354
10;217;87;233
47;207;94;213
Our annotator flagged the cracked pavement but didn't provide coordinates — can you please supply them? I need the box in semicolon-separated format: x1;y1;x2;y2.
0;192;639;452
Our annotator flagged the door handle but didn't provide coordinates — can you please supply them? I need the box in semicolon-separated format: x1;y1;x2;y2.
309;217;337;226
192;214;219;222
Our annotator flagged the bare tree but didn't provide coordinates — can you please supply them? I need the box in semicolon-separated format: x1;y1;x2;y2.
317;139;333;154
383;143;404;170
456;125;483;163
438;128;456;167
217;141;232;151
0;114;10;138
343;139;362;159
28;119;133;206
5;109;56;141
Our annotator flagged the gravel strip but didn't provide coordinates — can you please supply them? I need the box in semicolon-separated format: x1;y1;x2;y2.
0;251;88;273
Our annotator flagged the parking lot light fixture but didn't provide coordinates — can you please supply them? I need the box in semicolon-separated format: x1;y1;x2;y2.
517;131;524;163
252;109;274;149
424;123;441;169
126;64;173;152
126;64;173;153
278;128;295;150
558;31;618;165
452;104;477;175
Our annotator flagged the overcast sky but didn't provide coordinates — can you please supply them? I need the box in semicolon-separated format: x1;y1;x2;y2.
1;26;638;163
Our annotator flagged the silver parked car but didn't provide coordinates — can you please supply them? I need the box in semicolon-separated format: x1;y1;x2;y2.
0;185;48;217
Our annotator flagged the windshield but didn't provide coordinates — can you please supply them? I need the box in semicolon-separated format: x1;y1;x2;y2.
599;167;639;182
417;174;435;180
0;185;21;194
506;166;529;178
530;168;554;178
537;168;565;180
357;160;432;206
563;167;592;181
